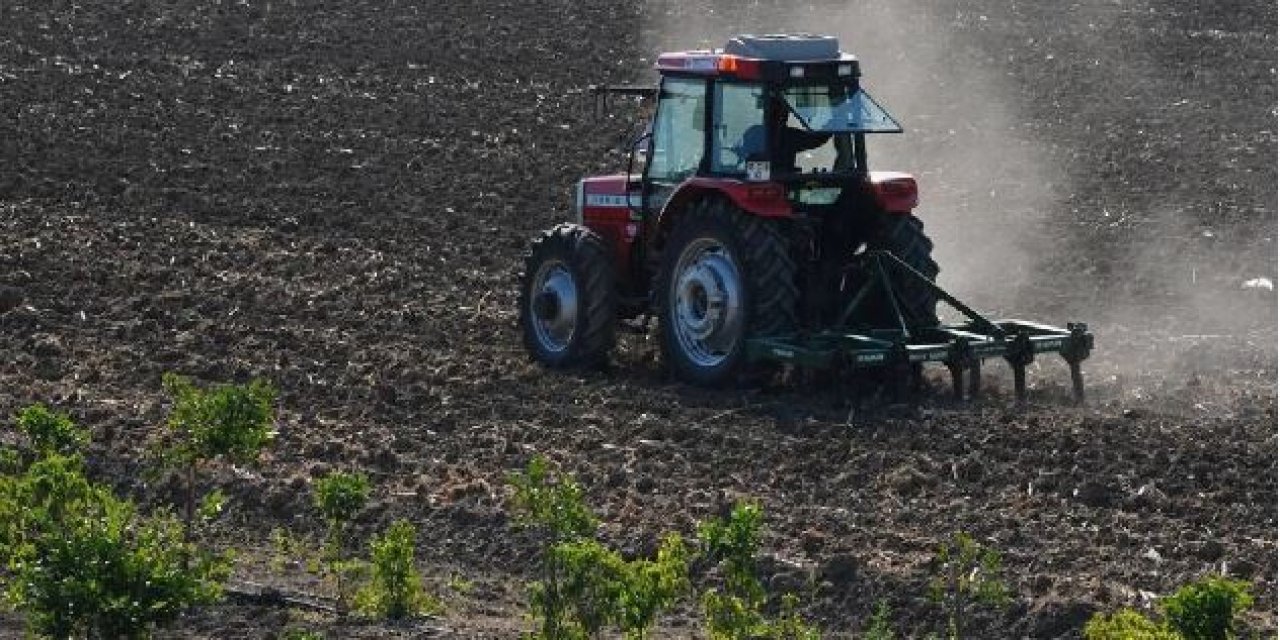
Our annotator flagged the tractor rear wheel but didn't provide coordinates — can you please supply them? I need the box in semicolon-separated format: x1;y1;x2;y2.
867;213;939;327
657;199;798;386
518;223;616;368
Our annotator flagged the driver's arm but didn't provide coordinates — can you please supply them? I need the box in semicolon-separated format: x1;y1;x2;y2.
784;127;831;153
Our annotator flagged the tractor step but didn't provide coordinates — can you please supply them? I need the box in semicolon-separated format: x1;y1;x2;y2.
744;251;1094;404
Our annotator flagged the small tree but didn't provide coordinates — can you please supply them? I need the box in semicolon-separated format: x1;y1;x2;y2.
508;456;690;639
698;501;821;640
313;470;372;553
312;470;372;609
353;519;440;619
160;373;276;533
927;532;1009;639
700;501;768;639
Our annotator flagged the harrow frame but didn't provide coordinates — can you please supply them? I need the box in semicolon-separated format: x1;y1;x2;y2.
744;251;1094;403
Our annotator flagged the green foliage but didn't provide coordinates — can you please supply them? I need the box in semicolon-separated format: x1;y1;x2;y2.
700;502;768;639
282;629;325;640
270;526;302;575
1159;575;1253;640
0;454;96;561
927;532;1008;639
162;373;277;465
15;404;88;458
1084;609;1181;640
862;600;896;640
1084;576;1254;640
314;471;371;525
771;593;822;640
447;572;475;595
354;519;440;620
0;446;19;474
0;454;229;639
310;471;373;611
508;457;690;639
509;455;598;541
159;373;277;534
198;488;227;522
530;533;690;640
698;501;821;640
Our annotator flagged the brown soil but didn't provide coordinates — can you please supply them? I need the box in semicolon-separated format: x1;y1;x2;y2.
0;0;1274;637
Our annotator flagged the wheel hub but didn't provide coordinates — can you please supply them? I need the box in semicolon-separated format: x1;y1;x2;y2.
529;262;577;353
532;291;561;320
672;240;743;367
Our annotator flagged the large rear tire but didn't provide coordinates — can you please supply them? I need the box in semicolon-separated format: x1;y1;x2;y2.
657;199;798;386
867;213;939;327
518;223;616;368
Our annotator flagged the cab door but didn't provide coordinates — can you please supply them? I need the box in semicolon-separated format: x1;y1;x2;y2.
642;77;708;220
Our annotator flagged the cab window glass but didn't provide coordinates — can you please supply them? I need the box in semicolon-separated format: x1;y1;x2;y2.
711;82;765;174
648;78;706;183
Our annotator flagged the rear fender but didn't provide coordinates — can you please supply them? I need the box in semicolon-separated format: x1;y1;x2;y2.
654;177;792;249
866;171;919;214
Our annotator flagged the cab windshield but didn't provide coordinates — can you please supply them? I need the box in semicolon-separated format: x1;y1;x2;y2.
783;84;902;134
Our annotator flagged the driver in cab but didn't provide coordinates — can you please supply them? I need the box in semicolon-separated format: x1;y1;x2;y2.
739;94;831;175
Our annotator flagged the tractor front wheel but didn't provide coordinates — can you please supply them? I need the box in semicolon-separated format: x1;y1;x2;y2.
657;199;798;386
518;224;616;368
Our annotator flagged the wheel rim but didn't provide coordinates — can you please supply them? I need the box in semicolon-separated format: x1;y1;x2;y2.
529;260;578;354
670;237;744;368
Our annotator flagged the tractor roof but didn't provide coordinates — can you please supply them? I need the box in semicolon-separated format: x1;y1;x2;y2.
655;33;860;82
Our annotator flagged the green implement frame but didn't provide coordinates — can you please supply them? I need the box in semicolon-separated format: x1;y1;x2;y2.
744;250;1095;403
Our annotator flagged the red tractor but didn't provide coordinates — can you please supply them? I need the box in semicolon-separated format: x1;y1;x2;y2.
519;34;1091;400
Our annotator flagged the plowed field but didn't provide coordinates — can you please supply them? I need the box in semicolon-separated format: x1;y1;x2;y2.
0;0;1274;637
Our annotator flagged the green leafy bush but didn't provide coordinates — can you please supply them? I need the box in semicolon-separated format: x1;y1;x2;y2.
508;456;690;639
159;373;277;530
354;519;439;620
0;454;229;639
1159;575;1253;640
927;532;1008;639
15;404;88;458
698;501;821;640
1084;609;1181;640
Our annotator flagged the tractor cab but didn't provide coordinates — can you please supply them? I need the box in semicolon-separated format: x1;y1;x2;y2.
646;34;902;183
637;35;911;219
